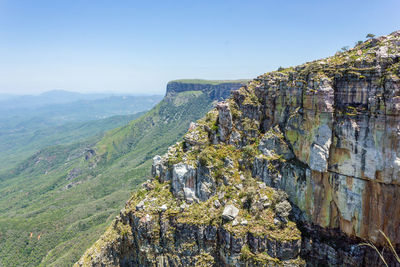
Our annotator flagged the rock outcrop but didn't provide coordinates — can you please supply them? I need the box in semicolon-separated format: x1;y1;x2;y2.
77;31;400;266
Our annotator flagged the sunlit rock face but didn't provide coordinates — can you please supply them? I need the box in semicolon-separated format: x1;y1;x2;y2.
245;31;400;244
77;31;400;266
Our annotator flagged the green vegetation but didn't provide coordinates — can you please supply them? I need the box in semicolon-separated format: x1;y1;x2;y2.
366;33;375;39
95;101;303;265
240;245;304;265
0;94;162;171
240;245;279;264
95;90;213;163
0;89;219;266
131;111;301;241
360;230;400;267
341;46;349;52
127;174;300;241
0;113;145;171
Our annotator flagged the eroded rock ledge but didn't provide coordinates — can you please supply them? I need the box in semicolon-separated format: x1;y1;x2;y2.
76;31;400;266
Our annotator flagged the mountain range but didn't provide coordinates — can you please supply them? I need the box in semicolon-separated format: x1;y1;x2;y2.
0;92;163;171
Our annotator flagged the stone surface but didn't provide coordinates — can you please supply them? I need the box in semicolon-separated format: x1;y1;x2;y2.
166;80;246;99
151;155;165;180
222;204;239;221
275;200;292;224
232;219;239;226
309;124;331;172
136;200;145;211
160;204;167;212
216;101;233;142
213;199;221;209
259;127;294;160
171;163;197;200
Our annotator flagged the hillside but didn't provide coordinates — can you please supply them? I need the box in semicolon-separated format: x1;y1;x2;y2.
0;94;163;170
77;31;400;266
0;80;247;267
0;90;110;110
0;113;145;173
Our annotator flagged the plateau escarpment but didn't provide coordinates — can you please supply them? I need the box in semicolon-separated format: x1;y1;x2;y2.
77;31;400;266
166;80;250;100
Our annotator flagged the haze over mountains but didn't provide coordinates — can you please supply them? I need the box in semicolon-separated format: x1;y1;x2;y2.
0;90;162;170
0;90;112;108
0;90;162;119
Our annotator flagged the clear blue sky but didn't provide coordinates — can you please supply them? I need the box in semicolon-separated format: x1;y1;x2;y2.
0;0;399;95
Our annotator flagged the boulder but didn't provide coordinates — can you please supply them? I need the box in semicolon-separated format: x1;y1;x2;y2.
136;200;145;211
159;204;168;212
216;101;233;142
151;155;166;180
275;200;292;223
183;187;197;203
222;204;239;221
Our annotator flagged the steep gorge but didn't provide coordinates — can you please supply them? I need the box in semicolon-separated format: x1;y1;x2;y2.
77;31;400;266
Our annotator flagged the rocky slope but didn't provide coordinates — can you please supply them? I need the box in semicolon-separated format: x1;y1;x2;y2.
76;31;400;266
0;80;247;267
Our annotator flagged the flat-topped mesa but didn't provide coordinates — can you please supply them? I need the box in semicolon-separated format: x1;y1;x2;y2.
166;79;249;100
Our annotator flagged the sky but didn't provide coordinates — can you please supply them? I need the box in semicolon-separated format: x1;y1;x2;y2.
0;0;399;95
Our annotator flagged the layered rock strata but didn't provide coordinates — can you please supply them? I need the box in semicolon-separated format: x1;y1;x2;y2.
166;80;248;100
77;31;400;266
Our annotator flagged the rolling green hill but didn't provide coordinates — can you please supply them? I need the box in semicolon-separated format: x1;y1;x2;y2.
0;94;162;171
0;113;145;172
0;80;247;266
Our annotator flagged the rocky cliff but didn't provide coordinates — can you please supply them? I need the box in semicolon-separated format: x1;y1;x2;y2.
76;31;400;266
166;80;249;100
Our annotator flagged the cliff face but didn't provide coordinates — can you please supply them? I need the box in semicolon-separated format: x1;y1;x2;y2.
166;80;249;100
77;31;400;266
